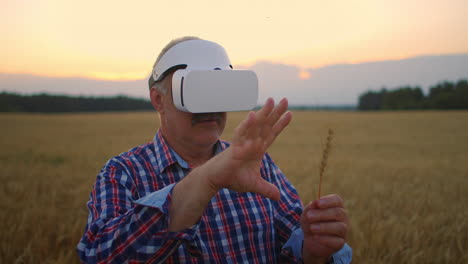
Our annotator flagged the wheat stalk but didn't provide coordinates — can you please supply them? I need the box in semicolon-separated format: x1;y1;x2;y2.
318;128;334;199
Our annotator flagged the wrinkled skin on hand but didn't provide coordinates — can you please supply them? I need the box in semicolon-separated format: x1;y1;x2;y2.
207;97;292;201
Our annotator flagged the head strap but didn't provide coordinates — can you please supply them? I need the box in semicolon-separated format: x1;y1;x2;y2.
149;40;232;88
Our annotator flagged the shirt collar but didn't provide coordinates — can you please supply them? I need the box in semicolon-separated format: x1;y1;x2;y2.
152;130;228;173
152;130;179;174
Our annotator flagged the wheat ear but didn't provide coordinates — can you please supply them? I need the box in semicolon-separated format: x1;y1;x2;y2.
318;128;334;200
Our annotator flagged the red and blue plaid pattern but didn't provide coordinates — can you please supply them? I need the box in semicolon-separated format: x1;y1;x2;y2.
77;131;305;263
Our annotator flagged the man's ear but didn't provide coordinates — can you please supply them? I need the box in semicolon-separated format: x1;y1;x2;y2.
150;87;165;113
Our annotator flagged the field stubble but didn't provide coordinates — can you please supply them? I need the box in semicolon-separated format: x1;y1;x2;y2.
1;111;467;263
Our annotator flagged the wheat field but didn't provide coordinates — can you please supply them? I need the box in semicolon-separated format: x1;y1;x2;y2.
1;111;467;263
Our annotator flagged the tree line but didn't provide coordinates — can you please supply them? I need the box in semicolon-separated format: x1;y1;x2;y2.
0;93;154;112
358;79;468;110
2;79;467;112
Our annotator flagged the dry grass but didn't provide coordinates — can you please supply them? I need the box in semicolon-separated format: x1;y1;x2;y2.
1;110;467;263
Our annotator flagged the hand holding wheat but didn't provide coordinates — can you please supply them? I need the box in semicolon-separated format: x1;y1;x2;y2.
302;129;348;262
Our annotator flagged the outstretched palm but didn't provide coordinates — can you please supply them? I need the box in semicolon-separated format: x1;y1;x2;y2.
208;98;292;200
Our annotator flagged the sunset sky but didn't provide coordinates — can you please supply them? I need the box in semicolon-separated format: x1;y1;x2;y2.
2;0;467;81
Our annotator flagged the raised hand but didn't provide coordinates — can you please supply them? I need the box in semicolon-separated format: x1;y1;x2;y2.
207;97;292;200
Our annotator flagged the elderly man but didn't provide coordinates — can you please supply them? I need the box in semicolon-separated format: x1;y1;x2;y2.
77;37;352;263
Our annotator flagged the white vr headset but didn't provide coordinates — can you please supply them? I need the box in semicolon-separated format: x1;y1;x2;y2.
148;40;258;113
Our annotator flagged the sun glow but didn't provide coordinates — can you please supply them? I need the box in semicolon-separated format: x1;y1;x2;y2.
1;0;467;81
298;70;311;80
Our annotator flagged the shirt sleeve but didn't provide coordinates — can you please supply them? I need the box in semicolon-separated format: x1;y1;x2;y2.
282;228;353;263
76;159;200;263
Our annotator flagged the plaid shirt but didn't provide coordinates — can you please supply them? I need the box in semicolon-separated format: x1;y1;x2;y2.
77;131;351;263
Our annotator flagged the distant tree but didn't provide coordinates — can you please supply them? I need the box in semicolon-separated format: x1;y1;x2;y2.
358;79;468;110
358;88;386;110
0;92;23;111
381;86;424;110
453;79;468;108
0;93;154;112
426;80;468;109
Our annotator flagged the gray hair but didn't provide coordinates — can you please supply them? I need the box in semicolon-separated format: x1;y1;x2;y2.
151;36;202;94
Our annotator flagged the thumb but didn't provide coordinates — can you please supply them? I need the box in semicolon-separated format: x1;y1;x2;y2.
253;178;281;201
309;199;320;209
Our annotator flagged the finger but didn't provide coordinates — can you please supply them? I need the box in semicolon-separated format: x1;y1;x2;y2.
314;194;344;209
233;111;256;142
249;98;274;139
308;222;348;237
261;98;289;141
271;111;292;137
305;207;347;223
266;98;289;127
253;178;281;201
264;111;292;148
256;97;275;123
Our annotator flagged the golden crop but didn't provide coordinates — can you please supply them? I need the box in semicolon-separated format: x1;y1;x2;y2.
1;111;467;263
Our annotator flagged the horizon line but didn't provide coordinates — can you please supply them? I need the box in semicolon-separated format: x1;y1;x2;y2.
2;52;467;82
